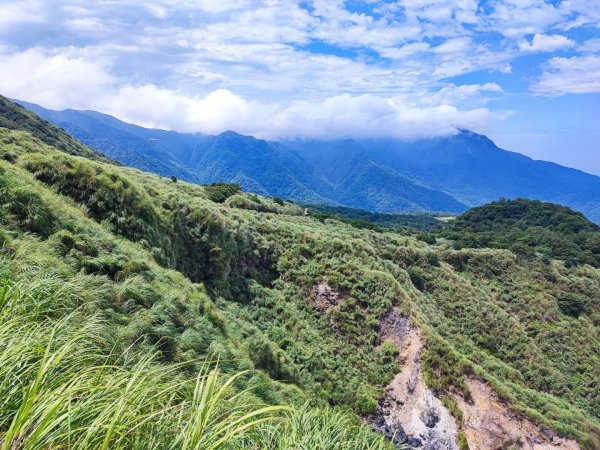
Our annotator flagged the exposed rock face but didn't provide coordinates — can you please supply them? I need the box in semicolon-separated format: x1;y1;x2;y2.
453;378;580;450
370;310;581;450
311;277;343;313
419;392;441;428
368;308;459;449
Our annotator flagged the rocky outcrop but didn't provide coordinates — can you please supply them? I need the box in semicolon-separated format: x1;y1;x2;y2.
311;277;343;313
369;309;581;450
368;308;459;449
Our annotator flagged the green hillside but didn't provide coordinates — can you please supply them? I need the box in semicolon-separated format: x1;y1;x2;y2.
0;99;599;448
302;202;444;231
441;198;600;268
0;95;111;163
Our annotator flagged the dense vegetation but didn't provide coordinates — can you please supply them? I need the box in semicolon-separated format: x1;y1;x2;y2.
302;203;443;231
1;98;599;448
0;128;393;449
440;198;600;268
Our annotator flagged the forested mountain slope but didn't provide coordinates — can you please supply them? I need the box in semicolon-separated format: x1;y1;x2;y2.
18;100;600;223
1;98;599;449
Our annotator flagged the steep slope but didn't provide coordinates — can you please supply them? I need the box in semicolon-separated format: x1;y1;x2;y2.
352;132;600;222
1;102;600;448
18;100;201;182
0;127;394;449
333;160;468;213
185;131;332;202
1;95;111;163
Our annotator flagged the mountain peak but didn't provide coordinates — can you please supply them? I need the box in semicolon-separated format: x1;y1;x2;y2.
10;99;600;224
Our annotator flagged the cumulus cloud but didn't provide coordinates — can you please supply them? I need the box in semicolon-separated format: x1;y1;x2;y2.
532;55;600;95
0;1;45;31
579;38;600;53
0;49;115;109
518;34;576;53
0;0;597;144
0;46;492;140
96;86;492;140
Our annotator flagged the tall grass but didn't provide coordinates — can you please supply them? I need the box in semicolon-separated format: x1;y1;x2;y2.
0;278;287;449
0;276;394;449
242;405;400;450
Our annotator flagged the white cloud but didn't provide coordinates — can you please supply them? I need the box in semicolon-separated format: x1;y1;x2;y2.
0;0;597;145
93;85;492;140
518;33;576;53
532;55;600;95
579;38;600;53
0;47;491;140
0;49;115;109
0;1;45;30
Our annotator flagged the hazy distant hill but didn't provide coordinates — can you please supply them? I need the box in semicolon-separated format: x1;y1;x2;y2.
17;100;600;223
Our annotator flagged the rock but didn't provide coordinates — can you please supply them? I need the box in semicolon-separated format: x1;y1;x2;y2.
379;423;408;444
419;392;441;428
407;366;419;394
407;436;423;447
414;350;421;363
541;427;556;442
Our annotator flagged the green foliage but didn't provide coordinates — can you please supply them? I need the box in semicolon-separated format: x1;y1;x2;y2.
556;292;588;318
457;432;470;450
0;95;110;162
204;182;242;203
0;119;599;447
304;202;441;231
440;198;600;267
407;267;425;291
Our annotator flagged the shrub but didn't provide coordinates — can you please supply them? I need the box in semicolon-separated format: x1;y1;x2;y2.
556;292;588;318
354;384;379;415
204;183;242;203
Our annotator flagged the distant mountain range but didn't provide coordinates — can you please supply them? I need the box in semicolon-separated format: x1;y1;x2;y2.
17;100;600;223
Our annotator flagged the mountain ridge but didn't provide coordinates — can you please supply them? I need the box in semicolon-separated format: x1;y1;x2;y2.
14;99;600;223
1;94;599;448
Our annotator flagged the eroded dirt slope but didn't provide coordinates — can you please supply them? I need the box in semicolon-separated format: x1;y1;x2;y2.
370;308;581;450
369;308;459;449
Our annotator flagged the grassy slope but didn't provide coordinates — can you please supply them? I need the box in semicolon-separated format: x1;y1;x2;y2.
0;95;112;163
0;128;392;449
0;117;599;447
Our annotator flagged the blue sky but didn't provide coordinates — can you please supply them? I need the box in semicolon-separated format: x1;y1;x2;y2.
0;0;599;174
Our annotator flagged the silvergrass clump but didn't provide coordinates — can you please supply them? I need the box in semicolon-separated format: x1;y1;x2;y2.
0;281;287;449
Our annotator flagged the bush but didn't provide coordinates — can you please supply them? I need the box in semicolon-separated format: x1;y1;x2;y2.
556;292;588;318
205;183;242;203
0;178;57;237
354;383;378;415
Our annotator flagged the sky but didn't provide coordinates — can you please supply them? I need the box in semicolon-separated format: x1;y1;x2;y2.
0;1;599;174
